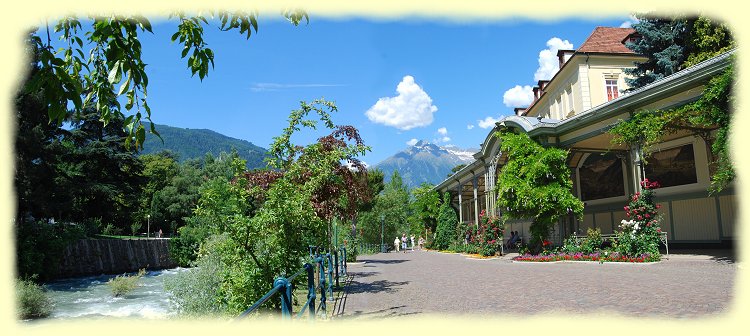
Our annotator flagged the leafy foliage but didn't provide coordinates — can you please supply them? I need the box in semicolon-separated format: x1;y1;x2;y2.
107;269;146;297
433;192;458;250
495;131;583;250
409;183;441;236
471;210;504;256
16;278;52;320
610;64;734;193
28;10;308;148
167;99;372;314
165;234;230;317
614;179;663;259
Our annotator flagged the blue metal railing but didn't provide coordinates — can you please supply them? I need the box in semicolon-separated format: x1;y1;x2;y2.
235;246;348;320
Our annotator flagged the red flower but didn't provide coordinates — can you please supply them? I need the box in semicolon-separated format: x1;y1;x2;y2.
637;215;643;220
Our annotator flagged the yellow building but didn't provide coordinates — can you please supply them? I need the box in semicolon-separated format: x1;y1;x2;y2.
434;27;736;246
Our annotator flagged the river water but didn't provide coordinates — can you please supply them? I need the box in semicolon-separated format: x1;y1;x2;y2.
42;267;189;320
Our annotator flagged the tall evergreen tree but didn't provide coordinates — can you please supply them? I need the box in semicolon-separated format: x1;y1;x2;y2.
624;15;691;91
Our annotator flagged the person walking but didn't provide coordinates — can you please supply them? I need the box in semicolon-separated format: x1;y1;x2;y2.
394;237;400;252
401;234;407;253
410;235;415;250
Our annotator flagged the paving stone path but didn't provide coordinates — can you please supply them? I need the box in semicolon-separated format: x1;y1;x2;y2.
335;249;737;319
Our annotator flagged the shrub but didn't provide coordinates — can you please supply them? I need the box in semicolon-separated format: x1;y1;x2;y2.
434;193;458;250
16;278;52;319
107;269;145;297
15;220;86;281
580;228;603;254
561;234;582;254
165;234;229;317
473;210;504;256
613;179;663;259
101;223;123;236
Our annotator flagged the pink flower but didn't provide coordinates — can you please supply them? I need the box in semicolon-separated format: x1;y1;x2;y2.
645;214;650;218
637;215;643;220
624;206;630;211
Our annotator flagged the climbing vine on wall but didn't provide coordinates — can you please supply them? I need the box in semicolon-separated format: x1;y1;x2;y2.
609;63;734;193
495;131;584;250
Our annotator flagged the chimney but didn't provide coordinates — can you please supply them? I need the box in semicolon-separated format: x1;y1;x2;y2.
514;107;526;116
557;49;575;67
538;80;549;91
532;86;539;100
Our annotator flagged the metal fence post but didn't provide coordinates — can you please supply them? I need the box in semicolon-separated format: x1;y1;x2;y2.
334;250;339;287
275;277;292;319
304;263;315;319
318;255;326;313
326;253;334;300
341;247;347;276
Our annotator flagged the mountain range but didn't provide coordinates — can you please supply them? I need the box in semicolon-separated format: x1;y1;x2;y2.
140;125;477;188
140;123;268;169
374;140;477;189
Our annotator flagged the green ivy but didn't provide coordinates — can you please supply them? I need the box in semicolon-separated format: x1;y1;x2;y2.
495;131;583;251
609;63;734;193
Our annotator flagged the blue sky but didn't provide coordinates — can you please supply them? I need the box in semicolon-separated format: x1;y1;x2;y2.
137;15;636;165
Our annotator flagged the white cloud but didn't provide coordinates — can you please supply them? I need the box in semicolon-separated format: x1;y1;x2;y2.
441;136;451;142
467;124;474;130
534;37;574;81
437;127;448;135
478;116;501;129
365;75;438;130
502;85;534;108
620;15;640;28
406;138;419;146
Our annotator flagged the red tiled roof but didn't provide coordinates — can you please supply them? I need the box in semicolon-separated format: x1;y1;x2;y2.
577;27;636;54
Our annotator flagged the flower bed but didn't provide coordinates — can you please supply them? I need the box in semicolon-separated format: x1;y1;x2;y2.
513;252;657;263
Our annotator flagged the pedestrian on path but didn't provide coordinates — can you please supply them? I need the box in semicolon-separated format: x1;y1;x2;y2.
410;235;415;250
394;237;400;252
401;234;407;253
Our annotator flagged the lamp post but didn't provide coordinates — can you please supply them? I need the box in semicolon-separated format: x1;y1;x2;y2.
380;214;385;253
147;214;150;238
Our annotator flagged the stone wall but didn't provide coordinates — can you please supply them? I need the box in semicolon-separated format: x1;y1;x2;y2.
53;238;177;279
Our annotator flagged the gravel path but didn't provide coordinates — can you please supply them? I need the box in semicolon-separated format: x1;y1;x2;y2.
336;249;737;319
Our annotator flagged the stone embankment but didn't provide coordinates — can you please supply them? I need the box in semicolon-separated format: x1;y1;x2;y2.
53;238;176;279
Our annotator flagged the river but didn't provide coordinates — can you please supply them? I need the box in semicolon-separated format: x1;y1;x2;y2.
42;267;189;320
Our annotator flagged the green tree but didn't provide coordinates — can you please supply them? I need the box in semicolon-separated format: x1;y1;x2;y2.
613;14;735;193
168;99;371;314
27;10;308;148
625;14;735;91
434;192;458;250
63;107;145;230
151;160;202;235
409;183;440;236
495;131;583;253
138;151;179;222
624;15;691;91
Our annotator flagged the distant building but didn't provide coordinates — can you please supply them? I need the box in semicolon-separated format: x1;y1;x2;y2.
434;27;736;245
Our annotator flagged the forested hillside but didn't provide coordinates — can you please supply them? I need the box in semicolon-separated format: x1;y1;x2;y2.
141;123;268;169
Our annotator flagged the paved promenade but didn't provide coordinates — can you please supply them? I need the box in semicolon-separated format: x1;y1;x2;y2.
335;249;737;319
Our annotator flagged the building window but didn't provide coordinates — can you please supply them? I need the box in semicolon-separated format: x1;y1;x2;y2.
644;144;698;188
579;152;625;201
605;78;619;101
